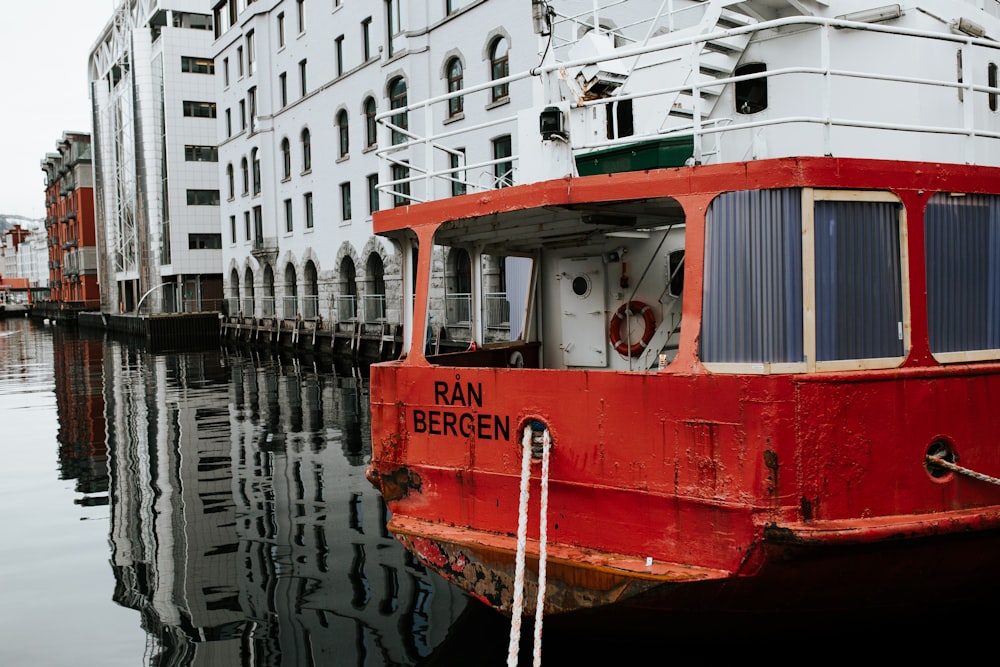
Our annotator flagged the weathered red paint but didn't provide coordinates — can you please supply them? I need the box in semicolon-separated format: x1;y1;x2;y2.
368;158;1000;614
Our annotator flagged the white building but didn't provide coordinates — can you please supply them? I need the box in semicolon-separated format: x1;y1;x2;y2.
89;0;223;315
212;0;535;338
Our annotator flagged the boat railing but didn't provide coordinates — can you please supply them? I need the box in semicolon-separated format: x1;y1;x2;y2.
373;12;1000;205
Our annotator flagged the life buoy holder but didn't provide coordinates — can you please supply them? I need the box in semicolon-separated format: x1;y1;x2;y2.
609;300;656;358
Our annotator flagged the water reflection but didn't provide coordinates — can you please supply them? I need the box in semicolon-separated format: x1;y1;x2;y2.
98;344;466;665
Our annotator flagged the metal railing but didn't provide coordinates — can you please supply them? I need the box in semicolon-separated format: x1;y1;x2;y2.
259;296;275;318
280;295;298;319
301;294;320;320
362;294;386;323
445;292;471;324
484;292;510;331
335;295;357;322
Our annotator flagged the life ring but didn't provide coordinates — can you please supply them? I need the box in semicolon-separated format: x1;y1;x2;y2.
609;300;656;358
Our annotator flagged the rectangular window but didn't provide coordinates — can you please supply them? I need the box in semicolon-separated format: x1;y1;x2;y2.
450;149;466;196
297;0;306;33
244;210;252;241
299;59;307;96
237;45;244;77
248;87;257;132
279;72;287;107
186;189;221;206
277;12;285;47
189;233;222;249
223;57;230;86
239;99;246;130
925;193;1000;361
183;101;217;118
335;35;344;76
367;173;379;214
225;108;232;136
253;206;264;248
304;192;314;229
230;215;237;243
701;188;907;372
284;198;294;232
492;135;512;187
386;0;402;56
391;163;410;207
184;145;218;162
246;30;256;75
362;17;372;60
181;56;215;74
340;182;352;221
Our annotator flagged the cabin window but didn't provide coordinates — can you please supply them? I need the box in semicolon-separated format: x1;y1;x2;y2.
989;63;998;112
702;188;907;372
735;63;767;114
925;193;1000;361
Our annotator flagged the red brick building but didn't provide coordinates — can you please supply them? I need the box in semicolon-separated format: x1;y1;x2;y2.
41;132;99;307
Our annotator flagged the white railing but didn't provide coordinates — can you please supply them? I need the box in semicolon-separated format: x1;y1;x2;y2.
445;292;472;325
241;296;254;316
302;294;320;320
362;294;386;323
280;295;298;319
335;294;357;322
374;12;1000;204
259;296;275;318
484;292;510;332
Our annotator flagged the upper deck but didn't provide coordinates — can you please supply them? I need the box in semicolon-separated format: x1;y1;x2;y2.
373;0;1000;212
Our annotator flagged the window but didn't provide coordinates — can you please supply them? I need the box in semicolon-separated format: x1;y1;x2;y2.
335;35;345;76
489;36;509;103
225;108;232;136
183;101;216;118
226;163;234;199
450;149;466;196
363;97;377;148
389;76;407;145
281;138;291;179
990;62;998;112
189;233;222;249
244;211;252;241
925;193;1000;360
181;56;214;74
304;192;314;228
241;157;249;194
246;30;256;75
277;12;285;47
248;86;257;132
301;128;312;171
368;173;379;213
446;57;463;118
284;198;294;232
362;17;372;60
237;45;244;77
701;188;907;371
185;145;218;162
297;0;305;33
279;72;287;107
492;135;512;187
386;0;402;55
251;148;261;195
391;162;410;207
230;215;236;243
239;99;247;130
340;182;352;221
187;189;220;205
337;109;349;158
253;206;263;245
735;63;767;114
299;59;308;96
223;57;230;86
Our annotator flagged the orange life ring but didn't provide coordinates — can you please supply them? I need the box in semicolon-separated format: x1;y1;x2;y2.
609;300;656;358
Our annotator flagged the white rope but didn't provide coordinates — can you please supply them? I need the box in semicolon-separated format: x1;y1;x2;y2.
507;426;552;667
927;453;1000;487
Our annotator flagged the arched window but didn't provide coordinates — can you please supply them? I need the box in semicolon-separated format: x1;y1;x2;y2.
388;76;407;145
283;262;298;318
489;36;509;103
226;163;234;199
244;266;255;316
263;264;275;317
229;268;240;315
446;57;463;118
339;255;358;321
337;109;349;158
301;127;312;171
241;157;249;194
280;138;291;179
363;97;377;148
304;260;319;319
365;252;386;321
251;147;261;194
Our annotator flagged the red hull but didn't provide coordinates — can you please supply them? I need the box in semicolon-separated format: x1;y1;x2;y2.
367;158;1000;614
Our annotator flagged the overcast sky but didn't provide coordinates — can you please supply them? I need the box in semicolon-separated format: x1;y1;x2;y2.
0;1;117;219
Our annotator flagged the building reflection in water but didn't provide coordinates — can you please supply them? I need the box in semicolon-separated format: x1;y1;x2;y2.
102;346;467;666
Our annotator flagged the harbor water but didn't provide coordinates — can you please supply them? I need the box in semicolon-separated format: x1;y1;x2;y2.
0;316;991;666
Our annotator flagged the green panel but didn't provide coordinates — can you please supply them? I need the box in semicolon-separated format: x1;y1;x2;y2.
575;136;694;176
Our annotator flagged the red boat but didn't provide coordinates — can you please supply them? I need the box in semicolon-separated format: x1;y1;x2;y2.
367;1;1000;619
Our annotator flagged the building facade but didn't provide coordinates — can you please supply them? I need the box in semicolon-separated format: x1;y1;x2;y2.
40;132;100;307
89;0;223;315
212;0;535;339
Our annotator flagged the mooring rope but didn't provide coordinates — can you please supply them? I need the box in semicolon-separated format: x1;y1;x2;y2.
926;453;1000;487
507;425;551;667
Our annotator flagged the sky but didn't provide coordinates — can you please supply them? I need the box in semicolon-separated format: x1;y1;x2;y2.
0;1;117;219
